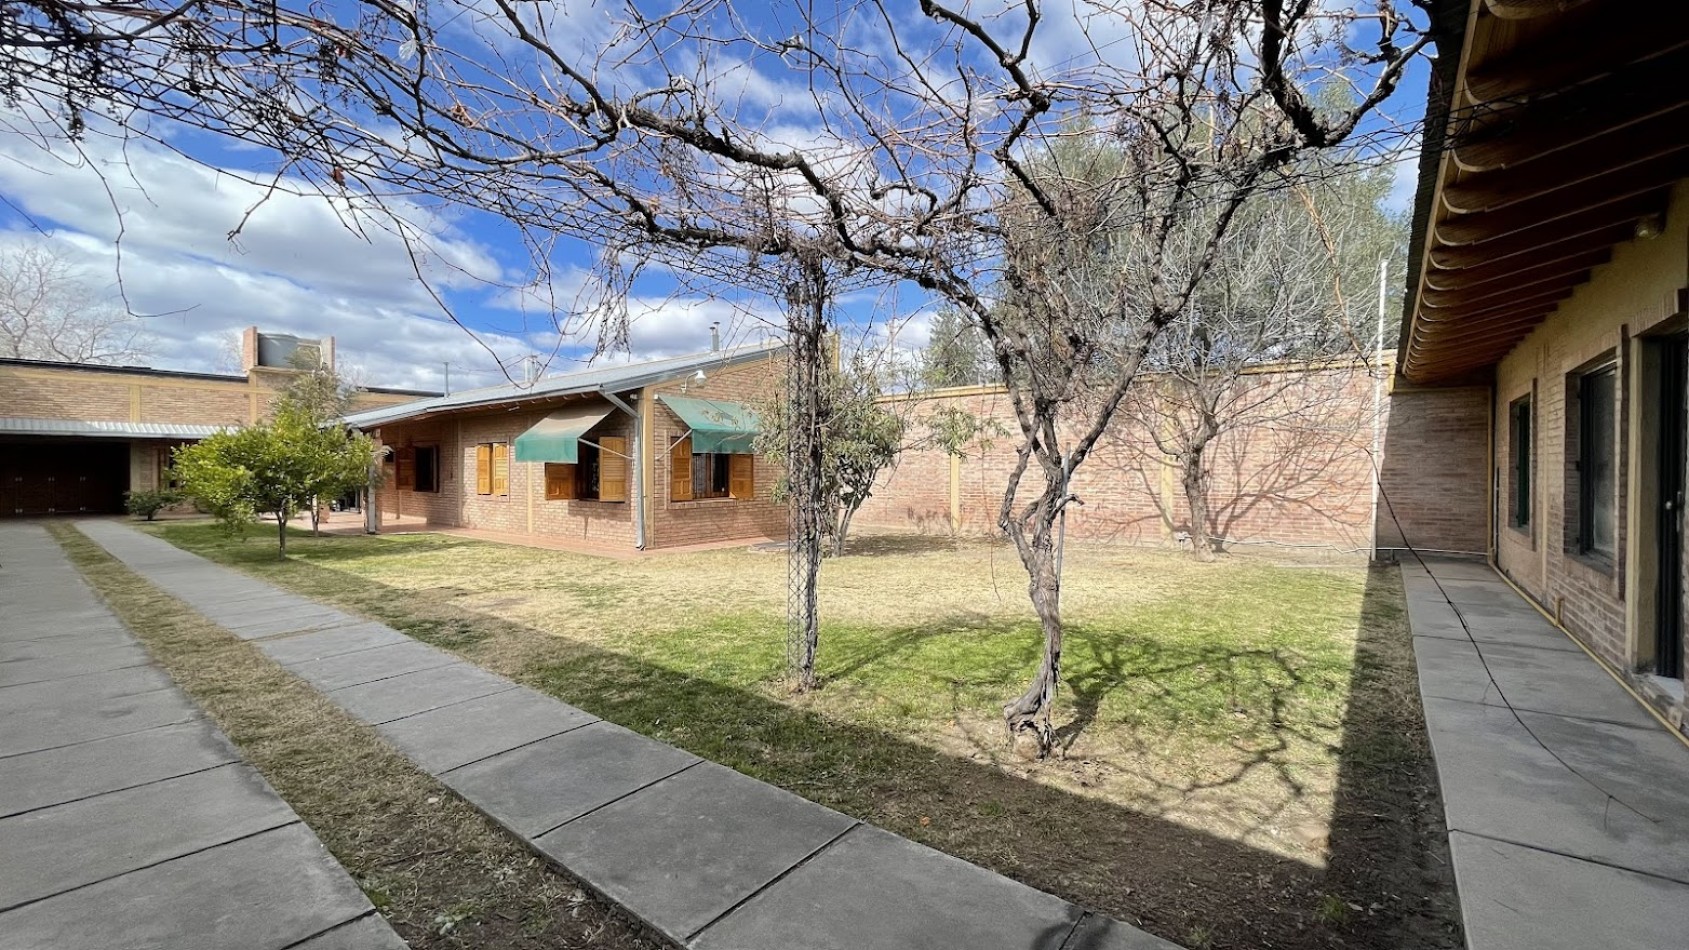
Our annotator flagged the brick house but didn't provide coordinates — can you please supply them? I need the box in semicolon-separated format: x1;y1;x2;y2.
345;341;788;551
1387;0;1689;726
0;328;429;517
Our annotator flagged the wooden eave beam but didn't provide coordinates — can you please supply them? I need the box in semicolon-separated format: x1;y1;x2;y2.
1418;283;1569;318
1432;179;1668;248
1452;78;1689;174
1429;221;1638;272
1441;117;1689;215
1419;268;1588;310
1464;4;1689;105
1484;0;1592;19
1423;248;1610;292
1412;315;1550;351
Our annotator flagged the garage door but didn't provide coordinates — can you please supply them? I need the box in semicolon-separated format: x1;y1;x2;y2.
0;442;130;517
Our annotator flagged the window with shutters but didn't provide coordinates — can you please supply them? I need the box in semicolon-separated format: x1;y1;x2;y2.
475;442;509;496
669;436;754;502
571;437;628;502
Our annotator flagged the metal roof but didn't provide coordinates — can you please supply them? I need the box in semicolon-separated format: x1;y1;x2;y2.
0;418;233;440
341;340;788;430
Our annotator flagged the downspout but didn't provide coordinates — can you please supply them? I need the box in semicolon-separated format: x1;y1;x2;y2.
599;388;646;550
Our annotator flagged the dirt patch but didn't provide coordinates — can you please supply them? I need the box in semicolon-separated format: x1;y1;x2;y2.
51;524;663;950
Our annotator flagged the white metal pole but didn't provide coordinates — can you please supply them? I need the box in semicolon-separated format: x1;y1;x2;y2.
1370;258;1388;562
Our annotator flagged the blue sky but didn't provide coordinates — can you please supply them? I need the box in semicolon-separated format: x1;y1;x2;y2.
0;1;1431;392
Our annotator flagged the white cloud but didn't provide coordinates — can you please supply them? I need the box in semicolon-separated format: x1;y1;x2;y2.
0;115;792;392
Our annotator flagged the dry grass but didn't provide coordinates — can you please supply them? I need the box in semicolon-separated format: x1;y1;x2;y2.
148;522;1459;950
50;523;661;950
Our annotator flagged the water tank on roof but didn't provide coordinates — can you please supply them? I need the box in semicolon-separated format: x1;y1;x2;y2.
256;332;323;369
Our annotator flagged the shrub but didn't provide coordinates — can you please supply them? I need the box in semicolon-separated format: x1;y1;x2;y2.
125;488;183;521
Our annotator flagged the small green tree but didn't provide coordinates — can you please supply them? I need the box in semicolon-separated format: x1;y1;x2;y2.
760;354;904;558
173;409;374;558
273;353;359;534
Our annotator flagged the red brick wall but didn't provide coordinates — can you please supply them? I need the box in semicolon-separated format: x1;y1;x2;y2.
1374;382;1492;556
859;365;1415;554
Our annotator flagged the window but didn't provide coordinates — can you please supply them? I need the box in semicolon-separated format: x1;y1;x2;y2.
1509;395;1531;528
546;437;627;502
476;442;509;496
1577;366;1617;559
669;436;754;502
413;445;439;493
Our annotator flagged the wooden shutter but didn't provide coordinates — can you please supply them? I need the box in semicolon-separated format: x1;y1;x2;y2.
490;442;510;496
598;436;628;502
395;446;415;491
475;444;492;495
729;453;755;500
669;437;693;502
544;463;577;500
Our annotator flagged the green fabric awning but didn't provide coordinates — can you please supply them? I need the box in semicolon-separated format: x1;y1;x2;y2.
659;395;760;454
513;401;615;463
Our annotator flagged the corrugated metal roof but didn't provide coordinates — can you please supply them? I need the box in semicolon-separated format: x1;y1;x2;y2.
0;418;232;440
341;340;787;430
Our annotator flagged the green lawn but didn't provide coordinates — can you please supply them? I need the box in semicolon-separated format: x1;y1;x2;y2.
145;522;1454;950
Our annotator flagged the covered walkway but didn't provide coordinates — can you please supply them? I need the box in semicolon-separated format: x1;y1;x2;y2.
1404;557;1689;950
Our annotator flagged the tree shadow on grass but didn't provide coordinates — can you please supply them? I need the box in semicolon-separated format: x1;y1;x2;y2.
205;550;1459;950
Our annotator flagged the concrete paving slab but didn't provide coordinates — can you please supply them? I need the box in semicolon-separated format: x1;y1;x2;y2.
286;913;410;950
1424;697;1689;883
0;662;174;710
286;640;457;691
257;622;412;665
327;662;516;725
442;721;699;836
0;721;240;819
0;643;152;687
1448;832;1689;950
217;608;363;641
0;823;388;950
192;590;323;617
0;764;296;908
536;761;857;943
692;823;1083;950
0;627;140;661
376;686;598;773
1063;914;1186;950
0;674;198;758
1411;614;1582;652
0;608;126;638
1414;636;1658;728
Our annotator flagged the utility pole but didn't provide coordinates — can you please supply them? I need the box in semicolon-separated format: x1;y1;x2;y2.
442;361;452;396
1370;258;1388;563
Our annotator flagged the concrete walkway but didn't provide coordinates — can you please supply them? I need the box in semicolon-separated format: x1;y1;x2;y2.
0;523;404;950
1403;557;1689;950
73;519;1179;950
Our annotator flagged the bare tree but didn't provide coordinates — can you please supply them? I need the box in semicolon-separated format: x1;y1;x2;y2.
1125;166;1404;559
0;241;150;363
2;0;1431;752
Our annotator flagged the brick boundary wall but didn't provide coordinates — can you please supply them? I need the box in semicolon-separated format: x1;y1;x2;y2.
855;361;1492;559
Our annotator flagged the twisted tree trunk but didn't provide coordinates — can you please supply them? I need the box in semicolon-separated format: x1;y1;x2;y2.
1181;436;1218;561
1000;472;1070;756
